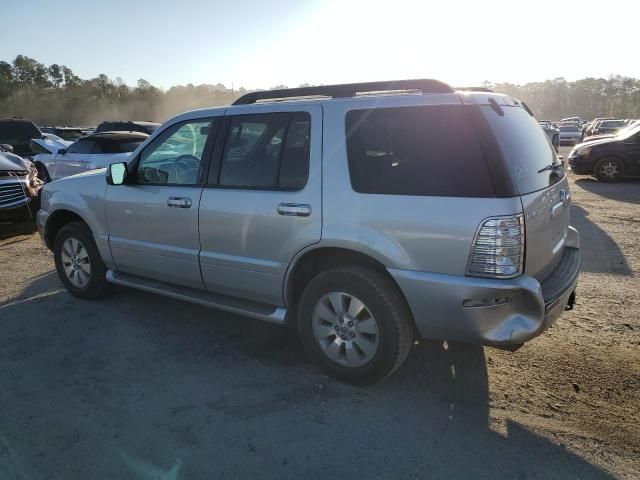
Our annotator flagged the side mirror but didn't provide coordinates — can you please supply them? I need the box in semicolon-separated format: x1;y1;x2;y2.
1;144;14;153
57;148;66;155
106;162;129;185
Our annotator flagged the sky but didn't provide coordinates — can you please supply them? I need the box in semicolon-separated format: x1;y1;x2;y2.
0;0;638;90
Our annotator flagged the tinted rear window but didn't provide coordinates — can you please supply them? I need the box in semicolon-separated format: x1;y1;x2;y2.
346;105;494;197
94;138;145;154
0;121;41;139
480;105;562;194
560;126;579;132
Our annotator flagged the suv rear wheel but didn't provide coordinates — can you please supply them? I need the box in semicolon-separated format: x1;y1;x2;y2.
298;266;414;384
594;157;623;182
54;222;109;299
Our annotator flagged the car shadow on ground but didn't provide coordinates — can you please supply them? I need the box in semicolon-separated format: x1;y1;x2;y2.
0;274;615;479
574;177;640;205
571;204;632;275
0;220;37;241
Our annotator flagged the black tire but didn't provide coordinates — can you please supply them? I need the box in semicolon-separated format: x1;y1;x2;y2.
297;266;414;385
53;221;110;299
34;162;50;183
594;157;624;182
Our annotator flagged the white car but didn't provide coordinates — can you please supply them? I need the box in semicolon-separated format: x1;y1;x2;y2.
559;125;582;145
33;132;148;181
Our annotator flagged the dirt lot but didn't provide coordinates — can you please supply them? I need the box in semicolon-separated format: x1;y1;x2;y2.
0;162;638;479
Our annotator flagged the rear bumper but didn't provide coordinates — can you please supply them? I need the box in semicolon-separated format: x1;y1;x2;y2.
389;229;580;346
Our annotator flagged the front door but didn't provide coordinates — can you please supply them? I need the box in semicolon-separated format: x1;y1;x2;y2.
105;116;219;289
51;138;96;180
199;104;322;305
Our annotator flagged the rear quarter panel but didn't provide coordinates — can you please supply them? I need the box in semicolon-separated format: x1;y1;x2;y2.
321;96;523;276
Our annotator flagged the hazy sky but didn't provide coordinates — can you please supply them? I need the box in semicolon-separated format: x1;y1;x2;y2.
1;0;637;90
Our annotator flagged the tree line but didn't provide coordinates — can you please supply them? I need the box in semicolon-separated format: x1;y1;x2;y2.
1;55;639;126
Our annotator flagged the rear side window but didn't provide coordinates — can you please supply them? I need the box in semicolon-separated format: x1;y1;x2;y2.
346;105;494;197
217;112;310;190
480;105;561;194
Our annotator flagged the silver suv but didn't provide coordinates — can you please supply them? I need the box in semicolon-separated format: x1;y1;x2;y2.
37;80;580;384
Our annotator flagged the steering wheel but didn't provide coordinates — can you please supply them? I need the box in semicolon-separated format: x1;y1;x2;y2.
174;154;200;183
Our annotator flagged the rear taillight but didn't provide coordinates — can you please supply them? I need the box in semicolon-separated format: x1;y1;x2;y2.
467;215;524;279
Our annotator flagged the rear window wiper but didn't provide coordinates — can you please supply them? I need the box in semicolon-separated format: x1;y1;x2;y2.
537;162;563;173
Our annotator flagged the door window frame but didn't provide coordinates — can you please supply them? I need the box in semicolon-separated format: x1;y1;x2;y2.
126;117;220;188
206;111;311;191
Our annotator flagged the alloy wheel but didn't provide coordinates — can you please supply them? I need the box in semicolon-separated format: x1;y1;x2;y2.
60;237;91;288
311;292;379;368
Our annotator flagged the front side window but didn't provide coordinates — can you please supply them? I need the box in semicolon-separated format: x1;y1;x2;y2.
137;119;214;185
66;139;96;154
218;112;310;190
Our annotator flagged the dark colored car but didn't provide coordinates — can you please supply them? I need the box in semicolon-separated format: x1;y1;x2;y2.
568;124;640;181
0;118;44;156
95;121;160;135
0;145;43;223
593;119;626;136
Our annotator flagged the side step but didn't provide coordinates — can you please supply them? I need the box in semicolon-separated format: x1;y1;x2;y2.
106;270;287;325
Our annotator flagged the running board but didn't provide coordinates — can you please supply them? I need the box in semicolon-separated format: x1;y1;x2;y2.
106;270;287;325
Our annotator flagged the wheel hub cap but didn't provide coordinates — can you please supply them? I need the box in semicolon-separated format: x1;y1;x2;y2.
60;237;91;288
312;292;379;368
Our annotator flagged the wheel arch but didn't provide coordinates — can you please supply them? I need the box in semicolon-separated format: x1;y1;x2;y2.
284;246;412;318
44;209;90;250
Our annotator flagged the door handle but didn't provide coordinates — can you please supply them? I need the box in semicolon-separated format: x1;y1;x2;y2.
277;203;311;217
167;197;192;208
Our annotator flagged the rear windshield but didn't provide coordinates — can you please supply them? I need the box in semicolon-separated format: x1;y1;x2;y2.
346;105;494;197
480;105;562;194
94;138;145;154
560;126;579;132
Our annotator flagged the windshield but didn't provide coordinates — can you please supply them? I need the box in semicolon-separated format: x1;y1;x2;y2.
481;105;562;195
601;120;625;128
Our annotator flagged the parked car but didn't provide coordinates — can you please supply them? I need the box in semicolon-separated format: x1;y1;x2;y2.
37;80;580;384
582;120;640;143
593;119;626;136
568;123;640;181
0;118;44;156
539;120;560;151
33;132;147;181
95;121;160;135
0;145;43;223
585;117;614;136
559;125;582;145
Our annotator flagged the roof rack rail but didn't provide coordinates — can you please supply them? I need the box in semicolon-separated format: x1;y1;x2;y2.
232;79;454;105
456;87;494;93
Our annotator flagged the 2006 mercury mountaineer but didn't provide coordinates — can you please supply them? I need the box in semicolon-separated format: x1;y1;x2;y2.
38;80;580;384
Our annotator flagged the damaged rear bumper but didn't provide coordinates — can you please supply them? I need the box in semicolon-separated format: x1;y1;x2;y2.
389;229;581;347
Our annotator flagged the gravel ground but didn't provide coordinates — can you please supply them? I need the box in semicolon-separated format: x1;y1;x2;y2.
0;160;638;479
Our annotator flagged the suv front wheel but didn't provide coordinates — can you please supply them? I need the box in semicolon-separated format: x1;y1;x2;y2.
54;221;109;299
298;266;414;384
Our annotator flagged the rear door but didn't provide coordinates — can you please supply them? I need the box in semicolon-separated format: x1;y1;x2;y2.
480;103;570;280
198;104;322;306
